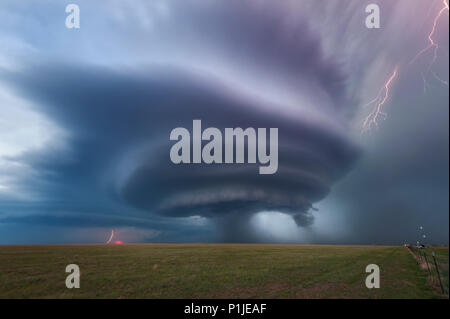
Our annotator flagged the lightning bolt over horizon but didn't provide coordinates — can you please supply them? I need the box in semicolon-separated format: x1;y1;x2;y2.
106;229;114;244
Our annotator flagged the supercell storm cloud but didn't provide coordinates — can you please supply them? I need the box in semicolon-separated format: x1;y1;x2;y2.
0;0;448;243
2;12;358;227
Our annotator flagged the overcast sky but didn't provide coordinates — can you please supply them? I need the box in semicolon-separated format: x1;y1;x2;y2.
0;0;448;244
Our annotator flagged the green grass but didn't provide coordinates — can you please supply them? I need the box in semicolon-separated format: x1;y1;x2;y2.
430;247;450;295
409;246;449;297
0;244;445;299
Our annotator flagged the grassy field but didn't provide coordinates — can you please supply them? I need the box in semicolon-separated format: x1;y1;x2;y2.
0;244;447;299
408;246;449;296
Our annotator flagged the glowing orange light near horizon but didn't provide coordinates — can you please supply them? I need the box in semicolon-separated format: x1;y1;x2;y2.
114;240;123;245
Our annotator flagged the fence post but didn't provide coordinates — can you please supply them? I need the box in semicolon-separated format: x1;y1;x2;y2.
423;252;432;280
432;251;445;294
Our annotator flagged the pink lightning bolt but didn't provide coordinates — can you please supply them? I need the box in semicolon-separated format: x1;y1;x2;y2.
361;1;448;134
411;0;449;79
361;67;399;133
